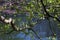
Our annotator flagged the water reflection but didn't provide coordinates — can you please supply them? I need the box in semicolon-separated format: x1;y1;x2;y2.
0;13;58;40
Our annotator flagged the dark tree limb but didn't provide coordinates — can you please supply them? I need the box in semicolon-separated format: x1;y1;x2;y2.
28;28;41;39
40;0;60;38
40;0;60;22
40;0;57;37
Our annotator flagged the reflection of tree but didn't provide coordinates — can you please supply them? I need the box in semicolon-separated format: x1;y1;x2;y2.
0;0;60;40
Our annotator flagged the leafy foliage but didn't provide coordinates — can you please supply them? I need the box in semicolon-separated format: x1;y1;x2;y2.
0;0;60;40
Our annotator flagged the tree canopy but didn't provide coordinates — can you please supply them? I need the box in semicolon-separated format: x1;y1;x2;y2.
0;0;60;40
